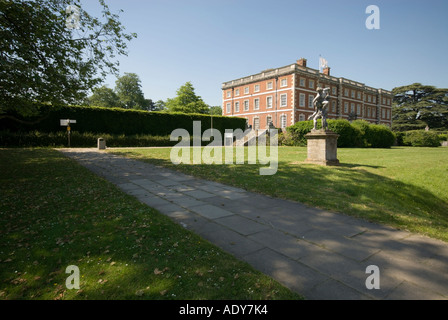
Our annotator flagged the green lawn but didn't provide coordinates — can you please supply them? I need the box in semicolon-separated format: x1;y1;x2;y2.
0;148;302;300
109;146;448;242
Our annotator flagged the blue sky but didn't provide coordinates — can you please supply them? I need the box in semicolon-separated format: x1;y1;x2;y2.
80;0;448;107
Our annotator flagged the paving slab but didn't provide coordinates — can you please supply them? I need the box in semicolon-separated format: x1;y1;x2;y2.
183;190;216;199
298;250;402;300
248;229;319;260
305;279;372;300
365;251;448;298
214;215;271;236
171;196;206;208
172;211;210;231
156;178;182;187
190;204;235;220
170;184;196;192
158;188;185;197
243;248;330;297
201;195;242;210
219;190;249;200
117;182;141;191
154;203;186;215
222;193;283;210
301;228;381;262
128;178;151;185
385;281;446;300
193;221;265;259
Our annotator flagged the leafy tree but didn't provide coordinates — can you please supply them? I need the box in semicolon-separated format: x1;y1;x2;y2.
144;99;155;111
209;106;223;115
152;100;166;112
0;0;136;119
88;86;120;108
114;73;147;110
392;83;448;131
165;82;209;114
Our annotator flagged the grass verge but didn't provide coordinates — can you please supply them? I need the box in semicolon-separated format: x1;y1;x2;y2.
109;146;448;242
0;148;302;300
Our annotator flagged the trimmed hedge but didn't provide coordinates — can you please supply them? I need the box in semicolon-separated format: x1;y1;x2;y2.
438;133;448;142
286;119;364;147
283;120;314;146
327;119;363;147
366;124;396;148
352;120;396;148
0;104;246;136
285;119;395;148
402;130;442;147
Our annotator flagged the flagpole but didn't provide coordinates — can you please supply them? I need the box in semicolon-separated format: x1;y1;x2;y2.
319;54;321;73
318;54;321;87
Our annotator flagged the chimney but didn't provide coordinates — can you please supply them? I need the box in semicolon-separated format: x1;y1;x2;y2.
323;66;331;76
297;58;307;67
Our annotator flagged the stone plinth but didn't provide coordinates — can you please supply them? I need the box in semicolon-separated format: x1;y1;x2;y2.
305;129;340;166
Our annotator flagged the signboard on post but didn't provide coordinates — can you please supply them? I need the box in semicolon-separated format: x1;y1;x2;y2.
60;119;76;126
60;119;76;147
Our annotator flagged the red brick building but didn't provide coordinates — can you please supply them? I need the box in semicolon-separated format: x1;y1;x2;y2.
222;58;393;130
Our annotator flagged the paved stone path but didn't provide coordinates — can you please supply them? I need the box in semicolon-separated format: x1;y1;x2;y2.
59;148;448;300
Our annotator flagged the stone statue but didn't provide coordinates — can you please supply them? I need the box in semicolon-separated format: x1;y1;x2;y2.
308;87;330;130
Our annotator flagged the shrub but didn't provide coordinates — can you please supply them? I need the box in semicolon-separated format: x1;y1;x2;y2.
351;120;371;147
285;119;395;148
285;120;314;146
327;119;363;147
363;124;396;148
0;131;184;148
277;131;302;146
403;130;441;147
394;131;405;146
438;133;448;142
0;130;66;147
286;119;363;147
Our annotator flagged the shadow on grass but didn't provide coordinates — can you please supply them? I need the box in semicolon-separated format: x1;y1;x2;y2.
338;163;385;169
112;149;448;242
0;149;300;300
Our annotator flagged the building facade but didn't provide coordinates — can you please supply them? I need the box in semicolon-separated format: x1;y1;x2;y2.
222;58;393;130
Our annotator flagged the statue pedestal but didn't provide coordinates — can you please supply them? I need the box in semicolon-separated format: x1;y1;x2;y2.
305;129;340;166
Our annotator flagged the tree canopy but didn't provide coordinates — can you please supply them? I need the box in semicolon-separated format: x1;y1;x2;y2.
392;83;448;131
88;86;120;109
0;0;136;118
209;106;223;116
114;73;147;110
88;73;153;110
165;82;209;114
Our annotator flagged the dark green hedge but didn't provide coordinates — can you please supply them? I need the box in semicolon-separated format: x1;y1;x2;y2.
285;119;395;148
327;119;363;147
286;119;364;147
351;120;396;148
0;104;246;136
283;120;314;146
0;130;223;148
402;130;442;147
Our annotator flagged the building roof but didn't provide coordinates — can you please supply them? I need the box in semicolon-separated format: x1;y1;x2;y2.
222;60;392;95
